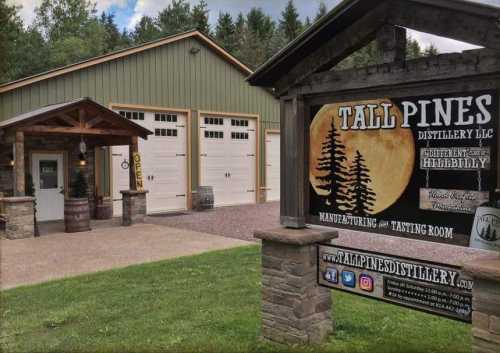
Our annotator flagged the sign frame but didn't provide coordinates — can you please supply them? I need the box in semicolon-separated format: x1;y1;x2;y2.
317;243;474;323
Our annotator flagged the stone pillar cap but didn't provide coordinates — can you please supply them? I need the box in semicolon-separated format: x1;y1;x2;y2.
0;196;35;203
463;255;500;282
120;190;149;195
255;227;338;245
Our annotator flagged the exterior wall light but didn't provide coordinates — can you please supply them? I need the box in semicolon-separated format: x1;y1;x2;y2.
9;153;14;166
79;152;87;167
190;47;201;55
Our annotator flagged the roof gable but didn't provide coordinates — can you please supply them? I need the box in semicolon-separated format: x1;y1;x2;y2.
248;0;500;90
0;30;252;94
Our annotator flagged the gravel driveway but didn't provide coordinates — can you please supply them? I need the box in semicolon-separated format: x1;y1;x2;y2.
147;202;280;242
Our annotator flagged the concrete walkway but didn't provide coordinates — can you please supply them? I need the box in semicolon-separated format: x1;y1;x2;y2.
0;223;250;290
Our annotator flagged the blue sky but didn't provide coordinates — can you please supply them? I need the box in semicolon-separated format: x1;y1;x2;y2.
9;0;500;52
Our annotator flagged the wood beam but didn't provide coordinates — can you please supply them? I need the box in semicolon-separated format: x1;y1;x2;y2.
14;131;25;196
129;136;138;191
85;116;104;128
377;25;407;64
78;108;86;128
387;0;500;50
19;125;137;137
293;49;500;96
275;3;388;96
57;113;80;127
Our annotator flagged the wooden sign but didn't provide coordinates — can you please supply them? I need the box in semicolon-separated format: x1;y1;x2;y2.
308;90;498;247
419;188;490;214
318;244;474;322
132;152;144;191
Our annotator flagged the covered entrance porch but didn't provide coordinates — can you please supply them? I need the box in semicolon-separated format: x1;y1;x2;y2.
0;98;151;239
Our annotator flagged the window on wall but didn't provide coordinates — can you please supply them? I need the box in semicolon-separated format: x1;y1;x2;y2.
231;132;249;140
155;113;178;122
204;117;224;125
231;119;249;127
155;128;178;137
119;110;144;121
204;131;224;139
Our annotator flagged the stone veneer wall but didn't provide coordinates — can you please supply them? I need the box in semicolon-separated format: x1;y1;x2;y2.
121;190;148;226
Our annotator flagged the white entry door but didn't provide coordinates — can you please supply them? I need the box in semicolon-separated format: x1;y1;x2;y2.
32;153;65;221
200;115;256;207
265;132;280;201
112;109;188;215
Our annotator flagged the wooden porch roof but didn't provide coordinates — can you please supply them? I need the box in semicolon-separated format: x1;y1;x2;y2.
0;98;152;144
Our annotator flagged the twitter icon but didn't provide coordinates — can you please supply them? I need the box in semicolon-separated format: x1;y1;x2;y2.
341;271;356;288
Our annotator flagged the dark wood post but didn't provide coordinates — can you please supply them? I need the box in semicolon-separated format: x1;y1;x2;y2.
280;95;307;228
376;24;407;64
129;136;138;191
14;131;25;196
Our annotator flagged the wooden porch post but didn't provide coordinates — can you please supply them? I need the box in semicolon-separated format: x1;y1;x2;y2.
14;131;25;196
129;136;138;191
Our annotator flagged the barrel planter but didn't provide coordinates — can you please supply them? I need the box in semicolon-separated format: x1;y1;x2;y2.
64;198;91;233
193;186;214;211
95;197;113;220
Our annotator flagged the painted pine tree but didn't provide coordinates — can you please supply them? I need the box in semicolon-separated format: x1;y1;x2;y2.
347;150;376;216
316;118;351;212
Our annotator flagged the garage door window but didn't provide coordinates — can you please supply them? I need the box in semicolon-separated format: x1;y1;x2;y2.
204;117;223;125
155;113;178;122
231;119;249;127
155;128;178;137
119;110;144;121
231;132;249;140
205;131;224;139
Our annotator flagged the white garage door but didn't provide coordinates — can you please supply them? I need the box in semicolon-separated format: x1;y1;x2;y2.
265;132;280;201
112;109;188;215
200;115;256;207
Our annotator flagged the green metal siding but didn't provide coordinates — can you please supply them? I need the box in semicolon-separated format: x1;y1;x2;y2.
0;37;280;192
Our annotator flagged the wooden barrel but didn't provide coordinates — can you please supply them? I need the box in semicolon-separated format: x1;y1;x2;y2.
195;186;214;211
64;198;91;233
95;197;113;220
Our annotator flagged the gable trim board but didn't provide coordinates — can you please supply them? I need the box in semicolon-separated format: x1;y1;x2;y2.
198;110;261;205
0;30;252;94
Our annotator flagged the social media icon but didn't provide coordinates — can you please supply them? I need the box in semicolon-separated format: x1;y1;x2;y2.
359;274;374;292
324;268;338;284
341;271;356;288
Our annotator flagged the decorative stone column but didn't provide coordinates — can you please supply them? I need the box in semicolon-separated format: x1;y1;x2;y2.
254;227;338;345
463;255;500;353
0;197;35;239
120;190;148;226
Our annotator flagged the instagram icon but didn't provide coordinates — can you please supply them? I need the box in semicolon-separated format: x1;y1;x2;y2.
359;274;374;292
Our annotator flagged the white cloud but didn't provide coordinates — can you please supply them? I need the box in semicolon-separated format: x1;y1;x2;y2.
7;0;128;26
127;0;169;29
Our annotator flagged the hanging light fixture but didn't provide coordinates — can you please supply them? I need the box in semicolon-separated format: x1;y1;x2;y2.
8;153;14;167
79;136;87;166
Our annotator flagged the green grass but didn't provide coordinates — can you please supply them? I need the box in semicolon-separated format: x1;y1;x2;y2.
1;246;470;353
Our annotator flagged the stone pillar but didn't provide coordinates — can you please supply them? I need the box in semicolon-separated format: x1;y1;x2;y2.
254;227;338;345
121;190;148;226
0;197;35;239
463;255;500;353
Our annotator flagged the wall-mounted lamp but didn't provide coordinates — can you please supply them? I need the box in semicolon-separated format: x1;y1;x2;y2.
9;153;14;167
79;152;87;167
189;47;201;55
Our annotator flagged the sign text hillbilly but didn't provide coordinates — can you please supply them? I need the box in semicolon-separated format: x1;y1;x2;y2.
308;90;498;246
318;244;474;322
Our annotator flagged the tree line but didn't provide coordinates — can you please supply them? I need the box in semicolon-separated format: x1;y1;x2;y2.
0;0;437;84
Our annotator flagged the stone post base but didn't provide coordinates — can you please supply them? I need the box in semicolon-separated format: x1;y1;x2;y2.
254;227;338;345
120;190;148;226
464;255;500;353
0;197;35;240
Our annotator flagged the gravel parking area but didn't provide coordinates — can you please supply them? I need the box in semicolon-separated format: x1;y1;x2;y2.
150;202;495;267
147;202;280;242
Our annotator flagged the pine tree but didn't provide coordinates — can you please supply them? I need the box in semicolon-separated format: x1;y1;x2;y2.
347;151;376;216
71;170;88;198
132;16;160;44
316;118;351;212
157;0;193;36
315;2;328;22
304;16;312;30
279;0;302;43
215;12;237;53
424;43;439;57
192;0;210;34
